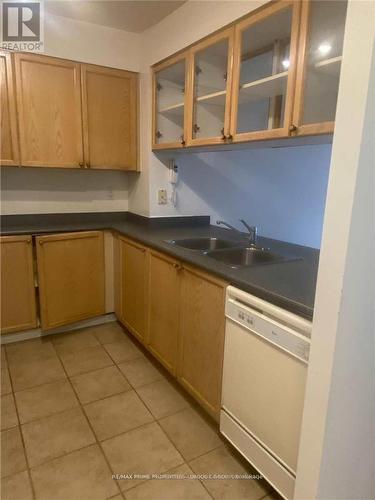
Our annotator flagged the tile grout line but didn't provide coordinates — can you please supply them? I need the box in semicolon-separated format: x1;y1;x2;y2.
2;347;37;500
5;325;266;499
78;328;217;496
153;419;216;500
48;340;125;499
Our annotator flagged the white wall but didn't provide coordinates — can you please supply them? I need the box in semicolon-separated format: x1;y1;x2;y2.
0;13;142;216
0;168;129;214
295;1;375;497
44;13;141;71
128;0;331;248
156;144;331;248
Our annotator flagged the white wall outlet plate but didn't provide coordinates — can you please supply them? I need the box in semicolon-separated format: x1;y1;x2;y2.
158;189;168;205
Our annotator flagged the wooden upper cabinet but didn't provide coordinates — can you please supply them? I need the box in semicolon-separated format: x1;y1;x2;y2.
119;237;148;342
187;28;235;146
36;231;105;330
13;53;84;168
230;0;301;142
0;51;19;166
178;266;227;419
0;235;37;334
152;52;189;149
292;0;348;136
147;251;181;374
81;64;138;170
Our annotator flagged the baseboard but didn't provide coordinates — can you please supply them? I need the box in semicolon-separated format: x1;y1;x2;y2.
0;313;117;345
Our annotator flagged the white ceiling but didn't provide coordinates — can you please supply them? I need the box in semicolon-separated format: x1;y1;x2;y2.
45;1;186;33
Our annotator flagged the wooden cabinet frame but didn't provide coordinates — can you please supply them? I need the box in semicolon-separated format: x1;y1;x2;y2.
118;235;149;342
81;64;139;170
0;50;19;166
14;53;84;168
292;0;335;136
36;231;105;330
177;264;227;420
147;249;181;374
152;52;189;150
230;0;301;143
0;235;37;334
186;27;235;147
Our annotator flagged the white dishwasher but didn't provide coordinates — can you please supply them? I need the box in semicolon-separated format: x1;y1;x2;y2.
220;286;311;500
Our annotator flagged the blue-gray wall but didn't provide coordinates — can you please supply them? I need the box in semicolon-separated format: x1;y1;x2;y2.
172;144;331;248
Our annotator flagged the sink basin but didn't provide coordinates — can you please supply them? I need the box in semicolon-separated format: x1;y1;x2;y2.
206;246;294;268
165;237;239;251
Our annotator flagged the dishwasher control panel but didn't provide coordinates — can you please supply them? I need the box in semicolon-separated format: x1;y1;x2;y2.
226;297;310;363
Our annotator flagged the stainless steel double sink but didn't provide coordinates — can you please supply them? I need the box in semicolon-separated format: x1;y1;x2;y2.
165;237;298;269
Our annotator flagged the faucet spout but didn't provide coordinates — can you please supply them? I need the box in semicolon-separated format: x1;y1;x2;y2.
216;219;258;245
216;220;239;233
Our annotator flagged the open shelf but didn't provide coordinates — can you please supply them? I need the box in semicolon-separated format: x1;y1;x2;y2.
159;102;184;116
196;90;226;106
159;89;227;114
314;56;342;77
238;71;288;103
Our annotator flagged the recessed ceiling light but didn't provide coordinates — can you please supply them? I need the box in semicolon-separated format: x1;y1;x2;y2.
282;59;290;69
318;43;332;56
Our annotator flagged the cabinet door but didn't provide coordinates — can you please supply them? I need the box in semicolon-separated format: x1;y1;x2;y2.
0;235;37;334
81;64;138;170
230;1;300;142
0;51;19;166
119;238;148;342
14;53;84;168
36;231;105;330
292;0;348;136
152;53;188;149
187;28;235;146
178;266;226;419
147;251;181;374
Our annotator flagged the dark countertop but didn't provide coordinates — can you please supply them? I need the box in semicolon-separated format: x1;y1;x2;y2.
0;212;319;320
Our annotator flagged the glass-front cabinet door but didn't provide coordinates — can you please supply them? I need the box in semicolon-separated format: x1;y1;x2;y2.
187;28;234;146
293;0;348;135
152;53;188;149
230;1;300;142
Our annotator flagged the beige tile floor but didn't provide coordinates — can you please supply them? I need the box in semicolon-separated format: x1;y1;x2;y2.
1;321;280;500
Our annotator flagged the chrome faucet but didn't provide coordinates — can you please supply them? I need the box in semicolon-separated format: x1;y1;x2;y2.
217;219;258;245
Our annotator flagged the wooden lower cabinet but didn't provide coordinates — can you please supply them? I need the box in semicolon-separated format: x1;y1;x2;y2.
0;235;37;334
36;231;105;330
147;250;181;374
178;265;227;419
118;237;148;342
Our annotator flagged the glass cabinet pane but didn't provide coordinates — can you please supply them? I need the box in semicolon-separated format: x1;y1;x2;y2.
192;38;230;140
301;0;347;125
236;6;293;134
154;60;186;145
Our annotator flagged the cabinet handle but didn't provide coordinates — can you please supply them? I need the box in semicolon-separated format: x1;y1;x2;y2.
39;240;44;245
226;134;233;142
173;263;182;271
79;162;84;167
289;124;297;133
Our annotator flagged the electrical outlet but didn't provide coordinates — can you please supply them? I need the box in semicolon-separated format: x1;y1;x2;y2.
158;189;168;205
